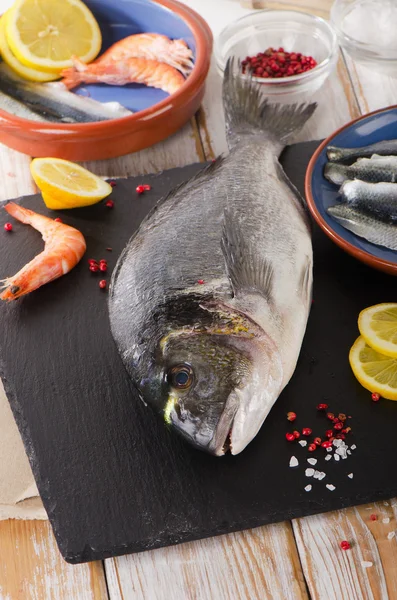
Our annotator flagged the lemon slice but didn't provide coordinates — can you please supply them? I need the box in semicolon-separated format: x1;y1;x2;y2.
30;158;112;210
0;12;59;82
6;0;101;73
349;336;397;400
358;303;397;358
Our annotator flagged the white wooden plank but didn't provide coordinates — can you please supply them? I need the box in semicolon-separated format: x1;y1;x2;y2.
0;143;35;201
293;500;397;599
0;520;108;600
106;523;308;600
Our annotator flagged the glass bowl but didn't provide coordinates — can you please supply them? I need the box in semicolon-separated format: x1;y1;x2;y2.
214;10;338;98
330;0;397;73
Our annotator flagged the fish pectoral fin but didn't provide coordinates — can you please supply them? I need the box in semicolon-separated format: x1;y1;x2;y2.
298;260;313;307
221;209;274;302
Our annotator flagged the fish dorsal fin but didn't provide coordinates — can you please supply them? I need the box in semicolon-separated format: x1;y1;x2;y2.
221;209;273;302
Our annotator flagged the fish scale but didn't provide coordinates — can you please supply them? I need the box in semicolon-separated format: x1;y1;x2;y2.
109;60;316;456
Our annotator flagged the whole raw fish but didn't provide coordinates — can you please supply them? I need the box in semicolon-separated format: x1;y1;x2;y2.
325;157;397;186
109;60;316;456
327;140;397;163
339;179;397;221
0;63;132;123
327;204;397;250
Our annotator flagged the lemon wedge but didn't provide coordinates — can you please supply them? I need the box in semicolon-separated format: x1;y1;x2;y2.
30;158;112;210
349;336;397;401
0;12;59;82
6;0;101;73
358;303;397;358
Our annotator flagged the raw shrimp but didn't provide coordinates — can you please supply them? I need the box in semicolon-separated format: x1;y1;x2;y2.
0;203;86;301
61;57;185;95
97;34;194;75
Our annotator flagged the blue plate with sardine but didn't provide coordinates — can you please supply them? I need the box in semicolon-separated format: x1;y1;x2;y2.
305;106;397;275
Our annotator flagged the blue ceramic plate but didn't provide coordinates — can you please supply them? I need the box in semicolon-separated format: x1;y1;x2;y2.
305;106;397;275
78;0;196;112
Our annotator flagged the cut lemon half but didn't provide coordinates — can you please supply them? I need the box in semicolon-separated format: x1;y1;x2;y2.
358;303;397;358
349;336;397;401
0;12;59;82
30;158;112;210
6;0;101;73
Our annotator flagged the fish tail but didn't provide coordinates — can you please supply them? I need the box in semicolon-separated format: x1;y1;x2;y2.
327;146;346;162
222;57;316;151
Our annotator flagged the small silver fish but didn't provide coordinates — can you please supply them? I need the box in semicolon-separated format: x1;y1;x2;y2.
325;158;397;186
327;140;397;163
327;204;397;250
339;179;397;221
109;60;316;456
0;63;132;123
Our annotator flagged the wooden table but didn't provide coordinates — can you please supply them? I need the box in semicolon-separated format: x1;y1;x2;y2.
1;0;397;598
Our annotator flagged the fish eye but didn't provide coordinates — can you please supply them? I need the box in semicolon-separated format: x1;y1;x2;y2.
167;364;194;390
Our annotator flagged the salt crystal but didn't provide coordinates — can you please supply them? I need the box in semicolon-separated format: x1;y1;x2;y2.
289;456;299;468
334;454;340;462
326;447;332;453
307;458;317;466
299;440;307;447
347;450;352;455
304;485;312;492
351;444;357;450
313;470;321;479
361;561;373;568
336;447;347;458
325;455;332;461
333;439;343;447
348;473;354;479
305;468;315;477
387;531;395;540
382;518;390;524
326;484;336;491
318;472;326;481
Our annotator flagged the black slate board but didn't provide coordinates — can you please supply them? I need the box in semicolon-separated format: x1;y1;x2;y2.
1;141;397;564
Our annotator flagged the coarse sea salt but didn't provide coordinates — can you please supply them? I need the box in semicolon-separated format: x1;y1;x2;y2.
304;485;312;492
318;472;326;481
334;454;340;462
382;517;390;524
305;468;315;477
289;456;299;468
325;455;332;461
313;470;321;479
326;484;336;491
307;458;317;466
326;447;332;453
361;561;373;568
348;473;353;479
351;444;357;450
299;440;307;447
387;531;395;540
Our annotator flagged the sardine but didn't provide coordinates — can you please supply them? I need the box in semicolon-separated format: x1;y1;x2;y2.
327;204;397;250
339;179;397;221
0;63;132;123
109;60;316;456
327;140;397;163
324;159;397;186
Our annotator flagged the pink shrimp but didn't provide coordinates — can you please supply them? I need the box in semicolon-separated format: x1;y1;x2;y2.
61;57;185;95
0;203;86;301
97;34;194;75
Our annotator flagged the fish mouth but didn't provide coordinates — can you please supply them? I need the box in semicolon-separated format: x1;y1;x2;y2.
208;391;239;456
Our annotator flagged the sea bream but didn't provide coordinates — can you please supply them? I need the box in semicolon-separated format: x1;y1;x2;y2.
109;60;316;456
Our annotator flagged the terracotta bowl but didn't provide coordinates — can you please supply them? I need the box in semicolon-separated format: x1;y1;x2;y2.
305;106;397;276
0;0;212;161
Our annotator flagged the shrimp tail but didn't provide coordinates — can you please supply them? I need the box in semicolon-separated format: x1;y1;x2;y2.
4;202;35;224
61;57;90;89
